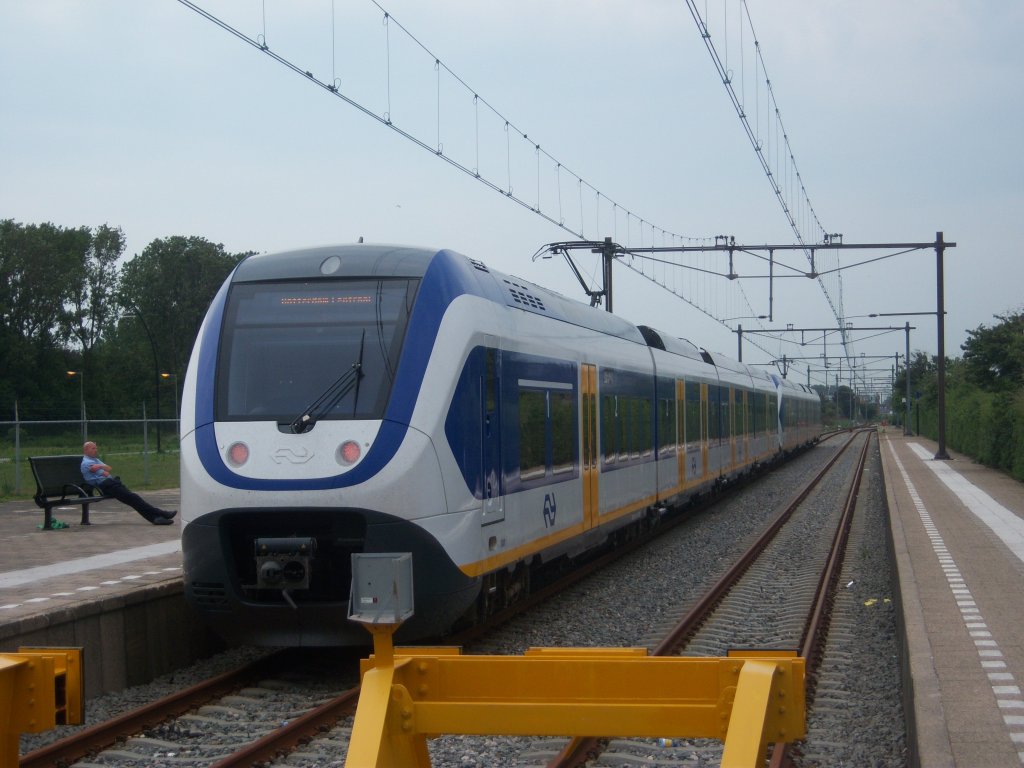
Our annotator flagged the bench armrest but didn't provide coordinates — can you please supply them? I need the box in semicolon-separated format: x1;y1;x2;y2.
60;482;95;500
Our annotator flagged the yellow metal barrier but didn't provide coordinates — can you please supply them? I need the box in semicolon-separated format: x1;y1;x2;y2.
345;630;804;768
0;647;84;767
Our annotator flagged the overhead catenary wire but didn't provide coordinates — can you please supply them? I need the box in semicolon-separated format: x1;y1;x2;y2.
175;0;845;376
682;0;845;335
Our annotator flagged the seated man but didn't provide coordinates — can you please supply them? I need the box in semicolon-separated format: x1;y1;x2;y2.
80;441;177;525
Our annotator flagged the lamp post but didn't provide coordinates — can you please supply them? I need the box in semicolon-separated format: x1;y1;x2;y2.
67;370;85;441
124;310;162;453
161;373;178;438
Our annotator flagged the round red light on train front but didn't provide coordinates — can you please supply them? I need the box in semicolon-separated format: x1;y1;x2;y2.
227;441;250;467
338;440;362;466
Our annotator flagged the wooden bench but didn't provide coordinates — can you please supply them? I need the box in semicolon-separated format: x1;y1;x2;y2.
29;455;116;530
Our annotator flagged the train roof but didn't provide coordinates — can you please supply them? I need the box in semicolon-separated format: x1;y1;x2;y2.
231;244;437;282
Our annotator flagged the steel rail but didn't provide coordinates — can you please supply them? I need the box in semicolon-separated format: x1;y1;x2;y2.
18;649;293;768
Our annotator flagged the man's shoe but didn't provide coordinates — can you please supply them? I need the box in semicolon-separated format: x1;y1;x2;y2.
152;516;174;525
160;509;178;519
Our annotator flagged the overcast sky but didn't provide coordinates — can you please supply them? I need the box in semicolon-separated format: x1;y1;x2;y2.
3;1;1021;392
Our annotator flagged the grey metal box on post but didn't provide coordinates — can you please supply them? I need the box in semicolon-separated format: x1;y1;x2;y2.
348;552;415;625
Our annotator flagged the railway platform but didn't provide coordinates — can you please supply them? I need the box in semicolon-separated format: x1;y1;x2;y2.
0;487;219;698
881;426;1024;767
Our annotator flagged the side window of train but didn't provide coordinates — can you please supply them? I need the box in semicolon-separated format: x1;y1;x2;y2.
658;395;674;456
601;394;618;465
635;397;652;459
713;387;723;440
485;348;497;414
550;390;574;474
518;383;577;482
519;389;546;480
685;381;701;445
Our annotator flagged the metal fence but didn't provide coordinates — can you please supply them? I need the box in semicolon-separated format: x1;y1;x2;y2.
0;414;179;496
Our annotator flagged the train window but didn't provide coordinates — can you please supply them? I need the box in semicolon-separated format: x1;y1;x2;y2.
676;386;685;451
635;397;652;458
519;383;576;481
216;278;417;422
518;389;547;480
551;390;575;474
658;397;675;457
685;381;701;445
485;348;497;412
601;394;617;464
598;376;655;465
707;388;717;441
618;396;639;460
619;397;632;462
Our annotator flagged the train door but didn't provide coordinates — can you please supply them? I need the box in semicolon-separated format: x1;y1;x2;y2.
581;364;599;529
481;343;504;525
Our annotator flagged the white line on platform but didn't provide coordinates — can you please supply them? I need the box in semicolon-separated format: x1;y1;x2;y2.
0;540;180;588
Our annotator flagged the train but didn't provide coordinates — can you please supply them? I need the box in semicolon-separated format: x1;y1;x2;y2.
179;244;822;646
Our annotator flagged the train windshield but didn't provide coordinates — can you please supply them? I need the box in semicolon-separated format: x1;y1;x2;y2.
215;278;418;422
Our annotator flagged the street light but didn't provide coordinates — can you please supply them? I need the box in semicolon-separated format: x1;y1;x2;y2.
67;370;85;441
161;373;178;438
123;309;163;453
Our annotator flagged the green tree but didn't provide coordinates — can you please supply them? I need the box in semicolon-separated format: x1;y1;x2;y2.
961;311;1024;392
116;236;249;399
0;220;107;415
63;224;125;357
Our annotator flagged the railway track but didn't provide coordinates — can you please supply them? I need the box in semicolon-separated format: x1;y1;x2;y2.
19;432;902;767
547;429;877;767
18;648;362;768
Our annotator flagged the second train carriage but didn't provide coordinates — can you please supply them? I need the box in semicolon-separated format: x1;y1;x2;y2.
179;244;821;646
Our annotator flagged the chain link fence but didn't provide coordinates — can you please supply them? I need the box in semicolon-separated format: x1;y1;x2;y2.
1;411;179;497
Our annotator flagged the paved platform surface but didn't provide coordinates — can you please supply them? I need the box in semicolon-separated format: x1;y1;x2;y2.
881;426;1024;767
0;487;182;627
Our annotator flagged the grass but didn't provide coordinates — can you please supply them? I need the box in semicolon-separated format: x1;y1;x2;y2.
0;429;181;501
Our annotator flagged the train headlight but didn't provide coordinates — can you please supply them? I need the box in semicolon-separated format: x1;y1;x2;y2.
226;441;250;467
337;440;362;466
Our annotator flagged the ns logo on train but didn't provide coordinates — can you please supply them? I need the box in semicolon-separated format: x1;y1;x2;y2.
543;493;557;528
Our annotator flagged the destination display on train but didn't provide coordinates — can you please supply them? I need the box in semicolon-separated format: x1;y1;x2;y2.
277;294;374;306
